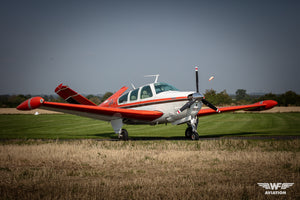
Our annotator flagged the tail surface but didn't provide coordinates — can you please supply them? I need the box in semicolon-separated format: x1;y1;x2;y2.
55;83;97;106
99;86;128;107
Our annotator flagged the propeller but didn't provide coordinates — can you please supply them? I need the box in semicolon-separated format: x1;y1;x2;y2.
202;98;219;112
177;66;220;114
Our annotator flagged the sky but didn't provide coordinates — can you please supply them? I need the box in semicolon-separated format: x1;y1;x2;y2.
0;0;299;95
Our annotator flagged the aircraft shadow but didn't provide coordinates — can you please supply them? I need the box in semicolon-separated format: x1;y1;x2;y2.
91;132;117;138
91;133;186;141
129;132;262;141
199;132;262;139
129;136;187;141
91;131;267;141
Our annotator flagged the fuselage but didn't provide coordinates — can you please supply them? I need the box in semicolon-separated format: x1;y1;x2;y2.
109;82;203;124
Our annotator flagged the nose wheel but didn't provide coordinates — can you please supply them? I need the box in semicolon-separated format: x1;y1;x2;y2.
185;117;199;140
185;127;199;140
185;127;193;138
191;131;199;140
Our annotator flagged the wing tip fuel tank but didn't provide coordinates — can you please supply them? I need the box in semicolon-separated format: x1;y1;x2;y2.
246;100;278;111
17;97;44;110
260;100;278;110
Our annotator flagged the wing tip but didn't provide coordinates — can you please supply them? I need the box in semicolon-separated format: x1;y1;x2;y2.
254;100;278;110
17;97;44;110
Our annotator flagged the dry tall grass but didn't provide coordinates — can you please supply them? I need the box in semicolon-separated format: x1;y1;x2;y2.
0;140;299;199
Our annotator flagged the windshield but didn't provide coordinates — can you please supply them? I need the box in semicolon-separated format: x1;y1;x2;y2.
154;82;179;94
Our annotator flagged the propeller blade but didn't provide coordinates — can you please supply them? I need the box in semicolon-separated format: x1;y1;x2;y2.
195;66;199;93
202;99;220;113
177;66;220;114
177;100;196;114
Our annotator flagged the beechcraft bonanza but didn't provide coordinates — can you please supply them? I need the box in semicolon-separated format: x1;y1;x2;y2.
17;67;278;140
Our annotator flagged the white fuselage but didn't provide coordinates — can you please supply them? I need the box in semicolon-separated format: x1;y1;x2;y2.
117;82;203;124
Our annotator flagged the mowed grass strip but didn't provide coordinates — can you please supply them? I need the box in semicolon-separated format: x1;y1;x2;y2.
0;113;299;139
197;113;300;137
0;114;114;139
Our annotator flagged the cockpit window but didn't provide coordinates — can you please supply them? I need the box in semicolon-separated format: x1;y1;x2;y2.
118;93;128;104
154;82;179;94
140;85;153;99
130;88;139;101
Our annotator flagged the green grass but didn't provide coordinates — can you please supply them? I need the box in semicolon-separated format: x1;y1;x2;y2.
0;113;299;139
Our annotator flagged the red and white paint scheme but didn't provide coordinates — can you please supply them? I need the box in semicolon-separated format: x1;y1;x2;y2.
17;67;278;140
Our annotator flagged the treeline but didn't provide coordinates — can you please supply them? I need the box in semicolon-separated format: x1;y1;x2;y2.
0;95;64;108
0;92;113;108
204;89;300;106
253;90;300;106
1;90;299;108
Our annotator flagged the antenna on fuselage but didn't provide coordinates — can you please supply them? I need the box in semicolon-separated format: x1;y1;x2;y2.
144;74;160;83
131;83;136;89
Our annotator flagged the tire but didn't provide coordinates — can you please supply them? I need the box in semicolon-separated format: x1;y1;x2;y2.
185;127;193;138
191;132;199;140
120;129;129;141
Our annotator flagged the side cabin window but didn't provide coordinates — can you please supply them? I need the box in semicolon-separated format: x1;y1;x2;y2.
140;85;153;99
130;88;139;101
118;93;128;104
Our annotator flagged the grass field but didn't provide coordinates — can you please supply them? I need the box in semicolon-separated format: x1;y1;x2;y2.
0;140;299;199
0;113;299;199
0;113;299;139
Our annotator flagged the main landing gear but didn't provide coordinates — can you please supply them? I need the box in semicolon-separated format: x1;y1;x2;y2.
111;119;128;141
185;117;199;140
118;129;129;141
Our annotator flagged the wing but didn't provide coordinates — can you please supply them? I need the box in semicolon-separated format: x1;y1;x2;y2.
17;97;163;122
198;100;278;117
55;83;97;106
281;183;294;189
257;183;270;190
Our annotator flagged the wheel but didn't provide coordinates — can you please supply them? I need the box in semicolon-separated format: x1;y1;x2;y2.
120;129;129;141
191;131;199;140
185;127;193;138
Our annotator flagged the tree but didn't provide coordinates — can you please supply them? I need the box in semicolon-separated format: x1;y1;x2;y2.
84;95;101;105
278;90;300;106
204;89;217;105
204;89;232;106
256;93;278;103
7;95;30;107
235;89;252;104
254;91;300;106
101;92;113;102
235;89;247;101
216;90;232;106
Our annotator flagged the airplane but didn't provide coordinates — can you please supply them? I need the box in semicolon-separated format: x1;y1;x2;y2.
17;67;278;140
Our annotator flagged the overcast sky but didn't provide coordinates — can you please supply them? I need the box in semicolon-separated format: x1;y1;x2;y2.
0;0;299;95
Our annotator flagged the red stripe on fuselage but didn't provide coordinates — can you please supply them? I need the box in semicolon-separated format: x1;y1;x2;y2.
117;96;188;109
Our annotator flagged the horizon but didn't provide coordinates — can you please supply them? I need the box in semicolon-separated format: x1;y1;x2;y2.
1;88;298;97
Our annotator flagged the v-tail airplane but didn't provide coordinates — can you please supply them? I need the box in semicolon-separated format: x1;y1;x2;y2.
17;67;278;140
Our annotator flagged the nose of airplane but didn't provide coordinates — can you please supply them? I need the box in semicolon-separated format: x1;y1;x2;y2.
17;97;44;110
